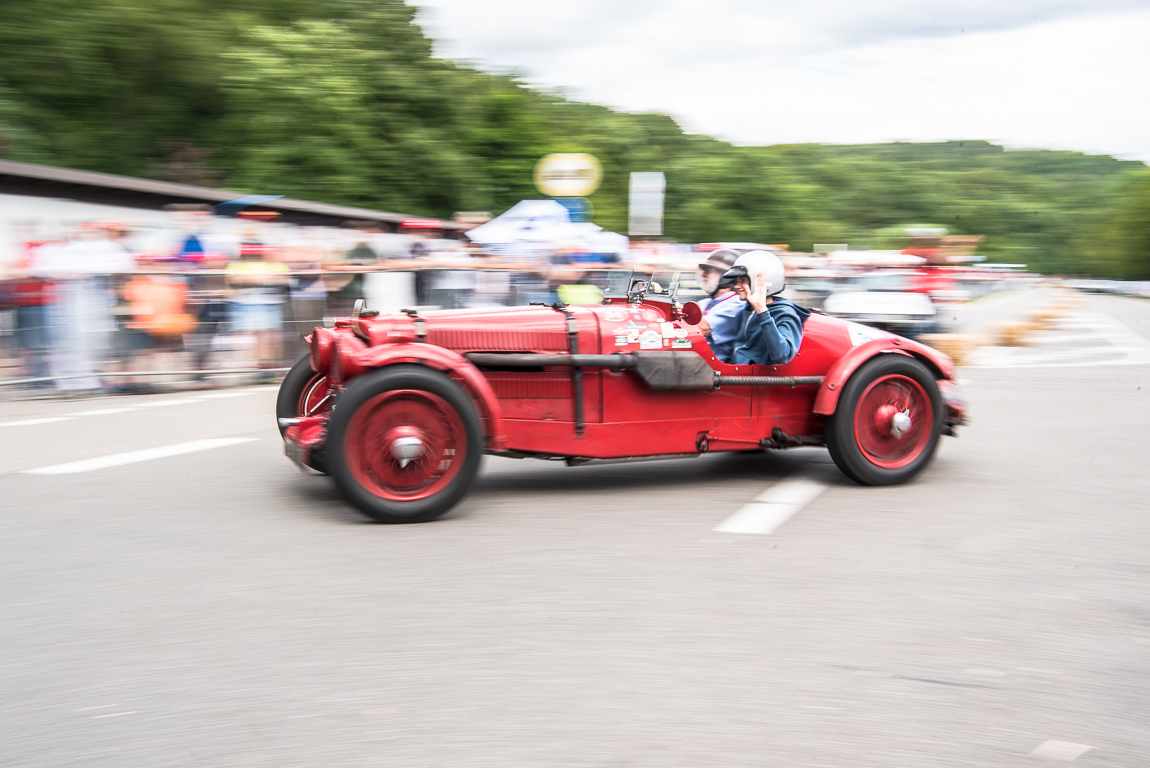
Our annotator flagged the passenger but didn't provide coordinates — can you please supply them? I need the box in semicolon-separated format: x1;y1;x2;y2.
722;250;810;365
695;248;745;364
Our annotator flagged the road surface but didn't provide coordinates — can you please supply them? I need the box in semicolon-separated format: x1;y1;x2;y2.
1;292;1148;767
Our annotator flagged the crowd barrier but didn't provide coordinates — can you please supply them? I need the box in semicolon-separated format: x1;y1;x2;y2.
0;264;1018;395
0;265;636;394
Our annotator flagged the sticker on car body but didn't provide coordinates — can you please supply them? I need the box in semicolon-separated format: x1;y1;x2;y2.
639;330;663;350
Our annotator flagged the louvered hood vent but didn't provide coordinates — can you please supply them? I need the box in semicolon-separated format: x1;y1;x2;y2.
425;328;570;354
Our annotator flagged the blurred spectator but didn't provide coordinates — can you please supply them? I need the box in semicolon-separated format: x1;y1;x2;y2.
345;226;381;265
36;223;135;392
282;244;328;360
426;240;474;310
3;230;55;384
116;256;195;390
165;204;219;264
326;222;380;314
226;235;288;376
469;243;511;307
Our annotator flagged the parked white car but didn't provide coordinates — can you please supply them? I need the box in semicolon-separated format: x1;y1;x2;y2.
822;272;937;336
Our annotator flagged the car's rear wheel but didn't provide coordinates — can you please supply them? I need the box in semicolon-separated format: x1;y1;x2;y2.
276;355;333;436
326;365;482;523
826;354;943;485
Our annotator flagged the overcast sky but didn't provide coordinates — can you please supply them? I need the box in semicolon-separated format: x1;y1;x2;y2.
411;0;1150;162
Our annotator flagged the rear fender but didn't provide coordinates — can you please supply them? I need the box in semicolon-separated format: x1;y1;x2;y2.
347;343;507;451
813;337;955;416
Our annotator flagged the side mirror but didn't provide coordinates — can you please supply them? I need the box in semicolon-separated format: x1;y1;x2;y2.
681;301;703;325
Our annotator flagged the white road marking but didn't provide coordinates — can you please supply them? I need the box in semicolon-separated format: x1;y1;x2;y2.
0;388;272;430
968;311;1150;369
74;704;122;712
0;417;75;427
714;474;829;535
194;390;263;399
1029;740;1094;761
21;438;258;475
67;408;134;416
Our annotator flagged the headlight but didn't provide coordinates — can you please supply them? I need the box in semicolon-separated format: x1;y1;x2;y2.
310;326;335;374
328;335;366;385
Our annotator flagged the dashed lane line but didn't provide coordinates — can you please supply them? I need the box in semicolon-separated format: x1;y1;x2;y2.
0;387;272;427
193;390;265;399
1029;740;1094;761
21;438;258;475
66;408;135;416
0;416;75;428
714;472;830;535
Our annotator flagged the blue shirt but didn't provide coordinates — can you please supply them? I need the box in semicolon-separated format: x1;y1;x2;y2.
700;291;745;364
732;297;811;366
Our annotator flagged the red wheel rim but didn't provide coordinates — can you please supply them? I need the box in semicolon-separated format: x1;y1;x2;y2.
853;374;933;469
298;374;332;417
344;389;466;502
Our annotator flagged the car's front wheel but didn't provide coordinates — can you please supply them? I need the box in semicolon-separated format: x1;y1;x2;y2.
276;355;333;436
326;365;482;523
826;354;943;485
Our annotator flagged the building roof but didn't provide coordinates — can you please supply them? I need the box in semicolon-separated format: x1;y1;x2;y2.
0;159;461;231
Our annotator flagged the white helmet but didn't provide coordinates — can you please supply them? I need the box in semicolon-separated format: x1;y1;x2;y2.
721;250;786;297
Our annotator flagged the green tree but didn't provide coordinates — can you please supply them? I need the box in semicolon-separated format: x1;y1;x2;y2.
0;0;1145;277
1090;169;1150;279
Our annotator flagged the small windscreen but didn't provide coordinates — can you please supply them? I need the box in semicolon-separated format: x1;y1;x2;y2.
645;270;681;302
599;269;635;298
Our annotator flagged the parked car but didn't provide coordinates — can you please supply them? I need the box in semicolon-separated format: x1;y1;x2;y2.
822;271;938;336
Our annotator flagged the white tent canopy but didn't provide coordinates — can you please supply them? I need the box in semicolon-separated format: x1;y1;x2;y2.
465;199;627;258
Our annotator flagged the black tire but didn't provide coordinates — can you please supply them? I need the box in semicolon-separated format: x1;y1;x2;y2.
825;355;943;486
326;365;482;524
276;355;328;436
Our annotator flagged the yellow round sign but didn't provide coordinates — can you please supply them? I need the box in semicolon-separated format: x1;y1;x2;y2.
533;153;602;197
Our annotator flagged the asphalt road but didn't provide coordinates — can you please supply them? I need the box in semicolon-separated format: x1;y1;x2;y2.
2;292;1148;768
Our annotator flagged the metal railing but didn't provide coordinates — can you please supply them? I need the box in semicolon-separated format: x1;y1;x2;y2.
0;265;631;393
0;265;1019;394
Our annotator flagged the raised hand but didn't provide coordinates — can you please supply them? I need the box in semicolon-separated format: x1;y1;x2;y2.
747;272;771;312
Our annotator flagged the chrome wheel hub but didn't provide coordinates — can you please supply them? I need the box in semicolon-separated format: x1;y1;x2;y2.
391;436;425;468
890;410;912;438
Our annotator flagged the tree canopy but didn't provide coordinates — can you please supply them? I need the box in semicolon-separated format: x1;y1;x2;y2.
1;0;1146;276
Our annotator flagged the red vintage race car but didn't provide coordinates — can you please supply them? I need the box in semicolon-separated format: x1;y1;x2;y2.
277;271;966;523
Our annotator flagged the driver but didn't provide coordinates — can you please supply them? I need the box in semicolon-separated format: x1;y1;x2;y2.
721;250;810;365
696;249;745;364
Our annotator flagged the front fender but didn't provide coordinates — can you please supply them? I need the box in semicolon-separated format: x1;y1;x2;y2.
347;343;507;451
813;337;956;416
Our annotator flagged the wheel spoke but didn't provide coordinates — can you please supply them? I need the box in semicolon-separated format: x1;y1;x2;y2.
299;374;332;418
